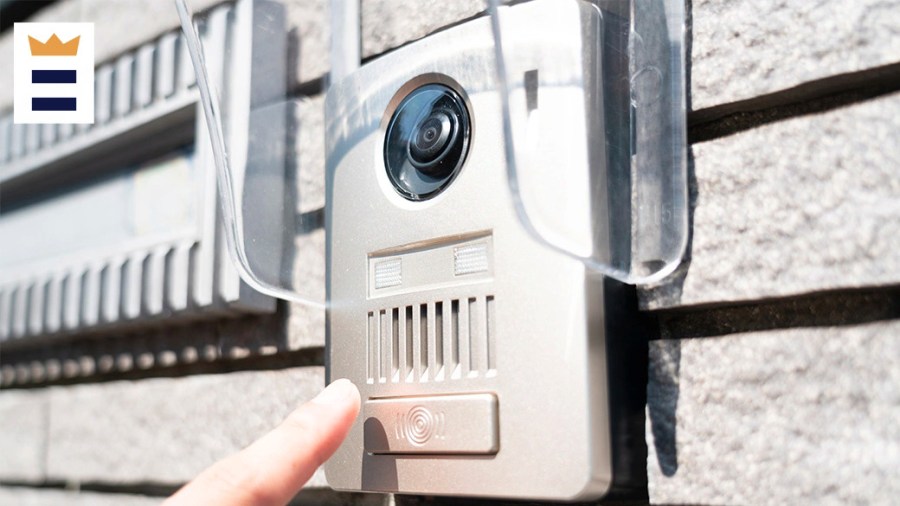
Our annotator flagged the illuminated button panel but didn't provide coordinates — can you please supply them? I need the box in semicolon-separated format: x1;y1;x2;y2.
363;393;499;454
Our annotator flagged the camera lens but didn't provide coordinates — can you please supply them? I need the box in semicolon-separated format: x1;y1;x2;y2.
384;83;471;200
410;113;454;171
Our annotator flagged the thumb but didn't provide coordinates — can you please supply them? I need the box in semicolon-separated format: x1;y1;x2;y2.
165;378;361;506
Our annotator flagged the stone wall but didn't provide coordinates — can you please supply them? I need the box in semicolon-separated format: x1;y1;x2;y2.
1;0;897;504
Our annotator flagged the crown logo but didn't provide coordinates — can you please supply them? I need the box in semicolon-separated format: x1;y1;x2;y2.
28;34;80;56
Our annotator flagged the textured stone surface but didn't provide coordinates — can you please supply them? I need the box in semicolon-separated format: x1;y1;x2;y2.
281;0;329;87
361;0;484;58
647;320;900;505
46;367;326;485
286;96;326;348
641;92;900;310
691;0;900;111
287;228;326;349
0;390;47;481
0;488;162;506
294;95;327;213
279;98;327;347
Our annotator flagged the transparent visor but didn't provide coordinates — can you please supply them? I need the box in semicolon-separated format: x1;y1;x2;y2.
176;0;688;308
488;0;689;284
176;0;325;307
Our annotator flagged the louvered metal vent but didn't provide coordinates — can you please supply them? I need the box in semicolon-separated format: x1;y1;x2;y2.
366;295;496;383
0;0;285;343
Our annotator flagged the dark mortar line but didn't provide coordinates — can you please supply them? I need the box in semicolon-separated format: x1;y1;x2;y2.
0;480;381;503
652;284;900;340
74;482;179;497
688;61;900;143
1;347;325;391
0;480;175;497
296;207;326;233
289;75;326;98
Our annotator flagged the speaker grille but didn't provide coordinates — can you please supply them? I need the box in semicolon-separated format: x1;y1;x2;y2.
366;295;495;383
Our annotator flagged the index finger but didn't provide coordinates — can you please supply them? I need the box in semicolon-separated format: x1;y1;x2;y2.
164;378;361;506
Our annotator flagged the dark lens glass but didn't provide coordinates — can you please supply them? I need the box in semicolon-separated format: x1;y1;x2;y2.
410;112;457;175
384;83;471;200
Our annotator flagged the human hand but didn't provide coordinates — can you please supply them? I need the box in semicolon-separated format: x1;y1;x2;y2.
164;379;360;506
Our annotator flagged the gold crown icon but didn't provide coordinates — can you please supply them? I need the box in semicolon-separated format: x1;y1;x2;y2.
28;34;80;56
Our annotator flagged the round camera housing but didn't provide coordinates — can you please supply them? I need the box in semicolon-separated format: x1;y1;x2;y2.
384;82;471;201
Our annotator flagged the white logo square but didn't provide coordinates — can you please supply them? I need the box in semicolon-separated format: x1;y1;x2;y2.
13;22;95;124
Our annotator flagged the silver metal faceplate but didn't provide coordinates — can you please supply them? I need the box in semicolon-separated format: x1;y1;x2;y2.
325;0;611;500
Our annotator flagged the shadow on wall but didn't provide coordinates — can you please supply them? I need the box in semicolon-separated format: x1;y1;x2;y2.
647;338;681;477
644;146;697;478
644;149;698;479
643;0;696;478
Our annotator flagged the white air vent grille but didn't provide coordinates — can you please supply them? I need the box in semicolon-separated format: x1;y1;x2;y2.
366;295;496;383
0;0;286;343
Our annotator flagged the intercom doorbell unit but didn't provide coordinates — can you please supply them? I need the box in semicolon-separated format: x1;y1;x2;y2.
177;0;685;500
324;0;654;500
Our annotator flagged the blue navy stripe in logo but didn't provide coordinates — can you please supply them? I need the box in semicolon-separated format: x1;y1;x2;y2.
32;97;77;111
32;70;76;84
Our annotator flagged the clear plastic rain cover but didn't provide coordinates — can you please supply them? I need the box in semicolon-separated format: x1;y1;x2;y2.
489;0;688;284
176;0;326;307
176;0;687;307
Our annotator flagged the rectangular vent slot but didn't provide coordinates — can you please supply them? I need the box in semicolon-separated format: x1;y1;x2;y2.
391;308;399;379
366;295;496;383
